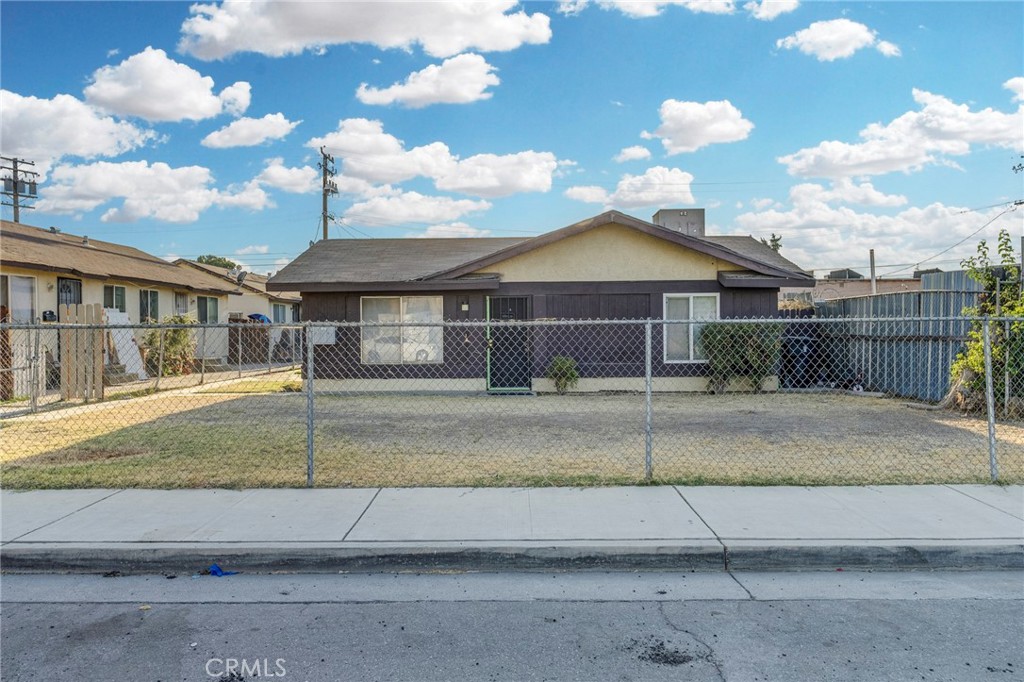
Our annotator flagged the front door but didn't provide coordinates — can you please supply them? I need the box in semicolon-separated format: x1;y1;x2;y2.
57;277;83;307
486;296;532;392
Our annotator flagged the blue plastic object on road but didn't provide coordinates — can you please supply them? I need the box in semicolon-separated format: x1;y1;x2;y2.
208;563;238;576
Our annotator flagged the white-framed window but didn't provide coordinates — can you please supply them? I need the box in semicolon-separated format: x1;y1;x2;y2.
271;303;287;323
0;274;36;323
360;296;443;365
174;292;189;315
103;285;127;313
663;293;719;363
140;289;159;322
197;296;219;323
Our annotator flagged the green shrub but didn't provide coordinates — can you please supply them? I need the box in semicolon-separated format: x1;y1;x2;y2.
698;322;782;393
142;315;196;377
949;230;1024;408
545;355;580;394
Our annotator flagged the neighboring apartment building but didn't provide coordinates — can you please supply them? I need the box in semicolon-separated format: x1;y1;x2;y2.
0;220;236;362
176;259;301;323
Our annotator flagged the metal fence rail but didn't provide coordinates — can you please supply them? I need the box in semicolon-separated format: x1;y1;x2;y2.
1;317;1021;489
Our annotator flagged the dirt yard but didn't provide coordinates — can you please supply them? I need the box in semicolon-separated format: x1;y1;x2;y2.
2;388;1021;488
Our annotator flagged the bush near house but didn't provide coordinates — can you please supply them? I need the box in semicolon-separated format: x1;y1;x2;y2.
699;321;783;393
142;315;196;377
545;355;581;394
949;230;1024;411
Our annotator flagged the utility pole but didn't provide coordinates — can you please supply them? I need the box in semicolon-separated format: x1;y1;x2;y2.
1;156;39;223
318;146;338;241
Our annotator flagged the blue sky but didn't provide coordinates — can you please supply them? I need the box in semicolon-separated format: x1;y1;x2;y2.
1;1;1021;277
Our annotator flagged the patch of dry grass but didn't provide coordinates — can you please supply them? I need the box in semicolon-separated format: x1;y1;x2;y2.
2;391;1021;489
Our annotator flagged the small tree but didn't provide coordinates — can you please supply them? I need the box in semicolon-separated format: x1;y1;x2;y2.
760;233;782;252
197;254;238;269
949;230;1024;409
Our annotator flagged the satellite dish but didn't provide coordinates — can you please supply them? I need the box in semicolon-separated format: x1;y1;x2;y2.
236;270;248;286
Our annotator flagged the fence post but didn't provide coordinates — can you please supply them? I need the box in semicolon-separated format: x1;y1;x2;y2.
155;328;165;391
200;326;207;385
305;322;315;488
30;326;41;413
644;319;653;482
1004;319;1011;419
267;326;273;375
983;319;999;482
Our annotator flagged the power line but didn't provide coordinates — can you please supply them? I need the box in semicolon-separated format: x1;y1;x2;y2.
1;156;39;223
882;201;1022;278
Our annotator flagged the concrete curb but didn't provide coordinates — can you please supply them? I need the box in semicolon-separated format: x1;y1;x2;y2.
3;542;1021;574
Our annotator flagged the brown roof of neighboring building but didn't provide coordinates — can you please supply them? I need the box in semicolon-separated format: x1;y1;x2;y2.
177;260;301;303
267;210;813;292
0;220;234;295
267;237;528;288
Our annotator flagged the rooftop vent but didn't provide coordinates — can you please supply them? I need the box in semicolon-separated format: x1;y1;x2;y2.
652;208;705;237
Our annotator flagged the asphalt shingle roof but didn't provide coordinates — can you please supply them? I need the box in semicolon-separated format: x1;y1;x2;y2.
1;220;234;294
267;237;529;286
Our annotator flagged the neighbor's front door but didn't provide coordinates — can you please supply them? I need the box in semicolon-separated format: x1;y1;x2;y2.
486;296;532;392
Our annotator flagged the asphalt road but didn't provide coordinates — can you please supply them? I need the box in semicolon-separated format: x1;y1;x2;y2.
2;571;1022;681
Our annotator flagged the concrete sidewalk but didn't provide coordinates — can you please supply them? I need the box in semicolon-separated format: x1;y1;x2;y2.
1;485;1021;573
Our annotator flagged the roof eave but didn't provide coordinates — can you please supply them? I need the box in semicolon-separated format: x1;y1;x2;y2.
269;278;501;293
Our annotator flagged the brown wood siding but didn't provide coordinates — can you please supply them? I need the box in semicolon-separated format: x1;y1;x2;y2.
299;283;780;380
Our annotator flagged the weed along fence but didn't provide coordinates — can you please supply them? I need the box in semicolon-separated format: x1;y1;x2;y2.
1;317;1022;489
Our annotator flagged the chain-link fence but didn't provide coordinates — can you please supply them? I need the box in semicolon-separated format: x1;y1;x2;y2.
2;317;1021;489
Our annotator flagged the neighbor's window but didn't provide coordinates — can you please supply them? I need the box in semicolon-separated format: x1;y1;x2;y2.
271;303;287;323
174;292;189;315
140;289;159;322
103;285;127;313
0;274;36;323
663;293;718;363
360;296;443;364
197;296;218;324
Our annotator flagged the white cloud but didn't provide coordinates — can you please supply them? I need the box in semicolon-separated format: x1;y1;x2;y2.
308;118;561;197
565;166;696;209
407;222;493;238
779;87;1024;178
179;1;551;60
435;151;559;198
735;188;1024;274
743;0;798;20
0;90;155;176
106;48;120;58
356;53;500;108
255;158;319;194
776;19;900;61
35;160;273;223
791;179;907;207
84;47;250;121
614;145;652;163
344;191;491;226
202;113;300;148
642;99;754;154
235;244;270;255
218;82;252;117
1005;76;1024;103
595;1;736;18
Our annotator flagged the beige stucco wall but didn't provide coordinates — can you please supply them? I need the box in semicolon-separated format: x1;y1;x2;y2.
1;265;230;358
472;222;744;283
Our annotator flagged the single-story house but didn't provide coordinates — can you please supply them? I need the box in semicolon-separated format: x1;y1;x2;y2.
1;220;238;391
266;209;813;392
175;259;302;323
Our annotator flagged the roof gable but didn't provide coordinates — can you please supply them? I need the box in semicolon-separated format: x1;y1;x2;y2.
429;211;810;281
